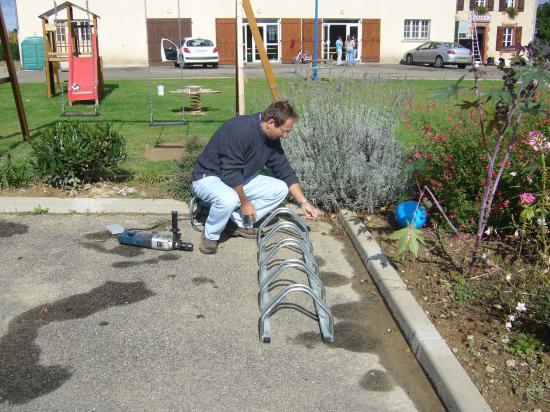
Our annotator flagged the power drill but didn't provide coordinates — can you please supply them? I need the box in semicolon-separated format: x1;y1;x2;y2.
117;211;193;251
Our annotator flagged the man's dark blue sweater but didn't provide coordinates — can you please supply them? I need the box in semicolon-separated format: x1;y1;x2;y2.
192;113;299;188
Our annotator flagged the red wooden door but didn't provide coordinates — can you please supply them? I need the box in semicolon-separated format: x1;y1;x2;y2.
146;18;192;65
302;19;322;58
216;18;236;65
362;19;380;62
281;18;301;63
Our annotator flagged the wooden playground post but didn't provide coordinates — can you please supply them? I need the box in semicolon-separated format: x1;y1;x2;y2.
242;0;280;102
41;17;55;97
0;5;30;139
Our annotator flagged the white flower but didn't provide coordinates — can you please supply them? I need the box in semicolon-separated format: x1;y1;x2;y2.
514;229;520;238
118;187;136;196
508;315;516;322
484;227;492;235
505;274;512;282
515;302;527;312
510;171;517;177
505;322;513;330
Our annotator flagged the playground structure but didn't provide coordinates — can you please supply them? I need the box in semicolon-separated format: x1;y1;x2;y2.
39;1;104;104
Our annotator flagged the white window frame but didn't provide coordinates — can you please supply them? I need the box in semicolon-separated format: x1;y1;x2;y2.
403;20;430;40
503;27;514;47
506;0;515;8
476;0;487;6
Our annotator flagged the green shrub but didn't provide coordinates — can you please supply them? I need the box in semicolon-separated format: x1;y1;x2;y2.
410;113;547;233
506;333;544;360
171;137;206;201
31;122;126;189
410;118;487;231
0;154;34;188
132;165;169;184
0;41;20;61
280;78;412;212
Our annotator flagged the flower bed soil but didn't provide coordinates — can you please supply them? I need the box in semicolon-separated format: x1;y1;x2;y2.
356;211;549;412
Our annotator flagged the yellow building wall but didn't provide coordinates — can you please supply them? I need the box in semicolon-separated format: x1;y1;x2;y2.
455;0;538;64
15;0;536;67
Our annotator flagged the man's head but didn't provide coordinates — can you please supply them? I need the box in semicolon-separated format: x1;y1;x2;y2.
261;100;298;140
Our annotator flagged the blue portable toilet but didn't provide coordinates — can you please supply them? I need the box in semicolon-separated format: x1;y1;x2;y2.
21;37;45;71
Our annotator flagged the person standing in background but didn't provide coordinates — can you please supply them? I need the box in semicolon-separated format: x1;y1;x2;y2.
335;35;343;66
352;36;358;65
345;35;354;67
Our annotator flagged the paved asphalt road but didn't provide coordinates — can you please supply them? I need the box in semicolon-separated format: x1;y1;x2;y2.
0;214;444;411
4;62;504;82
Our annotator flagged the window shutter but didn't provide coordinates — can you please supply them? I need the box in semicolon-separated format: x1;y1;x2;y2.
499;0;506;11
487;0;494;11
514;26;522;48
517;0;524;12
457;0;465;11
469;0;475;10
496;26;503;51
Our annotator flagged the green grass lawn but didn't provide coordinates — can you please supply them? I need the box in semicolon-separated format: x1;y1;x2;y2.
0;77;499;176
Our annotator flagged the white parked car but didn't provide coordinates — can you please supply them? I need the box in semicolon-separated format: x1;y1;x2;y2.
161;37;219;68
403;42;472;69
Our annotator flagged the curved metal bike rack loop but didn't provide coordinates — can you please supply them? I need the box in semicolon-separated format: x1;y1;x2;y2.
257;207;334;343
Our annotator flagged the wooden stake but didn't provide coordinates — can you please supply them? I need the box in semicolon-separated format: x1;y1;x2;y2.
0;5;30;139
242;0;280;102
236;0;245;115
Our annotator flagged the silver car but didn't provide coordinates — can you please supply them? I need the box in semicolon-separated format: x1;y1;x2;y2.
403;42;472;69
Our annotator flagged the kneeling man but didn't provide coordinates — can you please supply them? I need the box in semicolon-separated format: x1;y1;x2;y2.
192;101;318;254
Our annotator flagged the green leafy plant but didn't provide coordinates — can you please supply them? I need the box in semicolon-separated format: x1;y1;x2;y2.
538;2;550;45
506;333;544;360
170;137;206;201
133;165;169;184
0;154;34;189
476;5;488;14
388;224;425;258
31;122;126;189
506;6;518;18
525;381;547;403
451;274;473;303
31;205;49;215
0;40;19;61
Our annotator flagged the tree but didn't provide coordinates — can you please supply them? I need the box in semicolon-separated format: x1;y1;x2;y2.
537;3;550;45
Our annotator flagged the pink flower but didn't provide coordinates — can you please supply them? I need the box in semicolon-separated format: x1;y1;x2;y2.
519;192;536;205
525;130;548;151
503;199;509;208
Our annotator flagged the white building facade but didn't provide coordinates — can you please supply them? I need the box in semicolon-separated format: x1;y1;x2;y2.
14;0;536;67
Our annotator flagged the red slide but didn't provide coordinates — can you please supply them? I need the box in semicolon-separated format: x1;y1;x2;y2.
67;32;99;103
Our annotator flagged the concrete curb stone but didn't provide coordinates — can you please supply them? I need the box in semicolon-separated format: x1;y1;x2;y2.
0;197;188;214
338;209;492;412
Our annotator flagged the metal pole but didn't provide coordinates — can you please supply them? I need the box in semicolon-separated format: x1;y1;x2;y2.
313;0;319;80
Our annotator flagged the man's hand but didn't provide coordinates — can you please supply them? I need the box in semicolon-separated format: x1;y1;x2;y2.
241;199;257;222
301;201;318;220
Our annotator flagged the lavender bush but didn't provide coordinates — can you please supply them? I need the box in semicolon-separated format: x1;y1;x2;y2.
281;77;412;212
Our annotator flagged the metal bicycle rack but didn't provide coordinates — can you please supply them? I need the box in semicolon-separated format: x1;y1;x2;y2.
257;207;334;343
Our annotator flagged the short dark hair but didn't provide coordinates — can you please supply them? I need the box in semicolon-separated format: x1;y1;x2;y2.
261;100;298;127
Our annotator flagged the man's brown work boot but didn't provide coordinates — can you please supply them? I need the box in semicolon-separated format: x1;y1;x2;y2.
199;232;218;254
224;220;258;239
